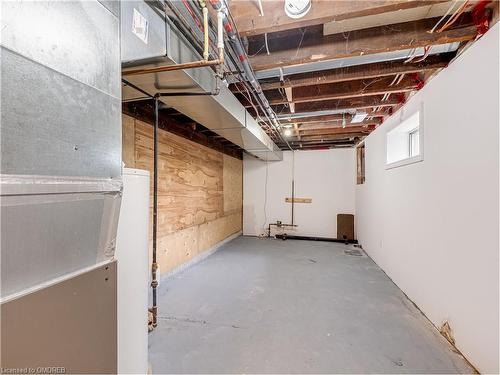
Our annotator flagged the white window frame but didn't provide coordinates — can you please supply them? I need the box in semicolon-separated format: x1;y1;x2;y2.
408;127;420;158
385;105;424;170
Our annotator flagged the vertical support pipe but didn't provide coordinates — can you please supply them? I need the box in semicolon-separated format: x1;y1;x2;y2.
202;7;209;60
291;180;295;226
151;95;159;329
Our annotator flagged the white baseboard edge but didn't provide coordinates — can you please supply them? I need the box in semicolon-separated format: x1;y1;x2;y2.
160;231;242;282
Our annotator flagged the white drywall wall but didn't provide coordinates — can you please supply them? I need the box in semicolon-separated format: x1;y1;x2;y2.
244;149;356;237
356;23;499;373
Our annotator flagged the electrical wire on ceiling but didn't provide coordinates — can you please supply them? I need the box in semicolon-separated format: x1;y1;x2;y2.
437;0;470;33
294;28;307;58
388;74;400;86
411;46;431;63
429;0;460;33
395;73;405;85
231;79;282;142
210;0;292;149
404;48;419;63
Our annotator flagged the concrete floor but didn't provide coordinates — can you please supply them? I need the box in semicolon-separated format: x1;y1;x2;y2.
149;236;473;374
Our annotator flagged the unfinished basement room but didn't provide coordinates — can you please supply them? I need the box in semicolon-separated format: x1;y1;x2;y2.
1;0;499;374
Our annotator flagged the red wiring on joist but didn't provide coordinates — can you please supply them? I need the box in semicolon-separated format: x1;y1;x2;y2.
181;0;202;30
410;73;425;90
224;22;233;34
472;0;491;36
395;93;407;105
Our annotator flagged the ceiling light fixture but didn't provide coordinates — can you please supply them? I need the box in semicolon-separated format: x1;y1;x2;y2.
283;128;293;137
284;0;311;19
351;111;368;123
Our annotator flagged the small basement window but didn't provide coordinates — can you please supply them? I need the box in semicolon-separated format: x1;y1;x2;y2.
386;110;423;169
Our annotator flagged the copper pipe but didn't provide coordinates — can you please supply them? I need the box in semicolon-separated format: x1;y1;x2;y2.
122;59;221;76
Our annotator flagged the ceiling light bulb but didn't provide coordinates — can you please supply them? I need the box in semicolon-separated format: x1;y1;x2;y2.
284;129;292;137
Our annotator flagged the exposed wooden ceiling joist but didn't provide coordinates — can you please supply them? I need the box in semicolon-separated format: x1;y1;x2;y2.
251;53;453;91
278;112;387;125
292;143;356;149
297;125;376;136
289;139;359;146
247;16;476;71
322;1;468;35
265;95;400;116
298;121;378;131
261;75;419;106
299;132;370;142
229;0;447;37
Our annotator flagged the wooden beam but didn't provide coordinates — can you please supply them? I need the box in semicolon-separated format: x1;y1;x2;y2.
248;96;397;117
293;123;301;141
294;142;357;149
290;139;360;146
284;87;294;113
248;16;476;71
299;122;378;131
255;54;452;91
290;95;400;113
299;126;375;136
265;76;418;105
278;112;386;125
299;132;370;142
285;197;312;204
229;0;447;37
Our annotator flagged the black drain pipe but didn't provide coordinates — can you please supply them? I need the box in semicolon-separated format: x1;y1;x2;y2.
291;180;295;226
275;234;358;245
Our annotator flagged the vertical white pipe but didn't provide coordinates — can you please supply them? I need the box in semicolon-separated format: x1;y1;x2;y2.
217;11;224;49
203;7;209;60
257;0;264;16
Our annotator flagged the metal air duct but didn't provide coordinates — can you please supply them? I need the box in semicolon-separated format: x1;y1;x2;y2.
121;1;283;161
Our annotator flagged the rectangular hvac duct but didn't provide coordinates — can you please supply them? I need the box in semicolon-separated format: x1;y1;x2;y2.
121;1;283;161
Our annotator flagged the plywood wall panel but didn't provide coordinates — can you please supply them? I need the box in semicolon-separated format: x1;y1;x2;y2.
223;154;243;215
122;115;136;168
122;114;242;276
